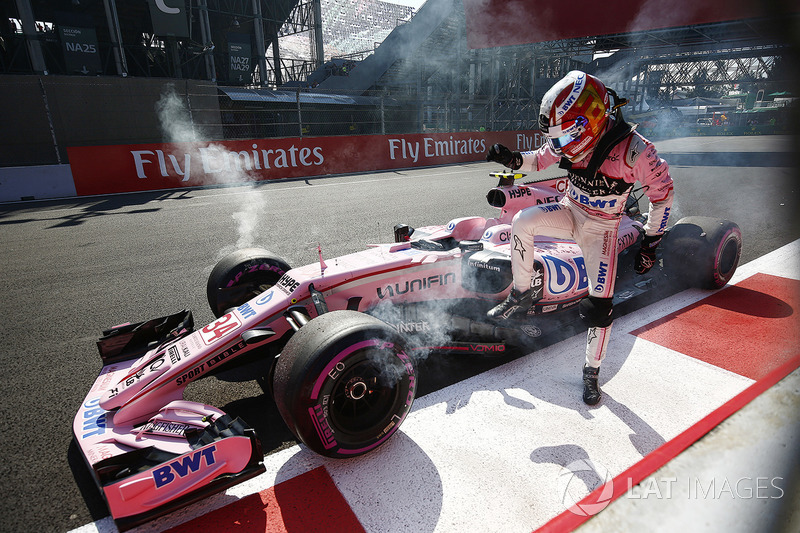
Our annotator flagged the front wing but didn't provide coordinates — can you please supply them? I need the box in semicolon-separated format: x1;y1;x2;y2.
74;316;266;531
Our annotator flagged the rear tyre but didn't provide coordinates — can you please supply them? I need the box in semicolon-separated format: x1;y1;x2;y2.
207;248;291;317
273;311;416;458
663;216;742;289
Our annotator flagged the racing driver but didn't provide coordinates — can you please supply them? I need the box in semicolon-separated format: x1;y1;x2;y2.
485;70;674;405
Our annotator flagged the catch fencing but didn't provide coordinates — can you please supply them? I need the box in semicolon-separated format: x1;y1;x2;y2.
0;74;538;167
2;73;791;169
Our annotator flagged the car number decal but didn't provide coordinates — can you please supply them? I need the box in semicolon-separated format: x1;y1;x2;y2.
200;313;242;345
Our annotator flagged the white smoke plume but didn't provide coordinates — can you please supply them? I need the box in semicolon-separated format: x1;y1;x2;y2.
154;84;266;259
155;85;197;143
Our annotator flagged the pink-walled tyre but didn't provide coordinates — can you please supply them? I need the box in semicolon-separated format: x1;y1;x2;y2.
207;248;291;317
273;311;417;458
664;216;742;289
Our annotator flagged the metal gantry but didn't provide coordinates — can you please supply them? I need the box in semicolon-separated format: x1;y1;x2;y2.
366;3;792;130
2;0;793;116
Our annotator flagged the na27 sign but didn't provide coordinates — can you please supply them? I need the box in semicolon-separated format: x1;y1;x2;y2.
228;34;252;84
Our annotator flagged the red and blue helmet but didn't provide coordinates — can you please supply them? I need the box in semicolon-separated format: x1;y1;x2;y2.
539;71;611;162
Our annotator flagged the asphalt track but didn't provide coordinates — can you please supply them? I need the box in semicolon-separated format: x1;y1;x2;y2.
0;135;798;533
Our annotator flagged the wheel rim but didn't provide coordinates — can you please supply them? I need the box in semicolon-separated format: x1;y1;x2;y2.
327;349;405;436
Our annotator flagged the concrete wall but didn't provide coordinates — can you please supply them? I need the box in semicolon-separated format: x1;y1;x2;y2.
0;164;76;202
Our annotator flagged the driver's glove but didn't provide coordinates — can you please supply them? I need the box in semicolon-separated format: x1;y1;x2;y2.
634;234;661;274
486;143;522;170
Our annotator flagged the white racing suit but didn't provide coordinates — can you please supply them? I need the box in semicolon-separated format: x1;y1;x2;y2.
513;123;674;367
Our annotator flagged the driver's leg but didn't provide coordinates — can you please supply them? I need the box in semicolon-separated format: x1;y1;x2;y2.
488;203;575;319
575;216;621;405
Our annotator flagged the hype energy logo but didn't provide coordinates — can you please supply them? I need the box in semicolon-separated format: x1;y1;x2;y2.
557;459;615;516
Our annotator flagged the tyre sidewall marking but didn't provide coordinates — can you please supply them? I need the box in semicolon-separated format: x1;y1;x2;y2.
307;338;416;455
310;339;379;401
224;262;286;289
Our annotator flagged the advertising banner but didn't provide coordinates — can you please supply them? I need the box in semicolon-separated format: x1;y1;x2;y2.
67;131;545;197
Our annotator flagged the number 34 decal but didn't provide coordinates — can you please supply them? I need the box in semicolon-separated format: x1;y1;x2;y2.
200;313;242;345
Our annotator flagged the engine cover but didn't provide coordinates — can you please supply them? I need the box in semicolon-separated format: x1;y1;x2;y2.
461;250;512;294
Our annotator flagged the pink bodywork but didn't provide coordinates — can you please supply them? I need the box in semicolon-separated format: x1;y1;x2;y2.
73;175;642;526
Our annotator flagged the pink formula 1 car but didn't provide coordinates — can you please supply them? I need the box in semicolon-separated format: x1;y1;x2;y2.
74;172;741;530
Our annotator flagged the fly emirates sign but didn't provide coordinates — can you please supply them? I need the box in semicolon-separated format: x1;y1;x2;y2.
67;131;542;196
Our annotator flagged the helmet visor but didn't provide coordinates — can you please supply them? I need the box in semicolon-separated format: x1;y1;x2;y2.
549;132;578;151
545;117;585;153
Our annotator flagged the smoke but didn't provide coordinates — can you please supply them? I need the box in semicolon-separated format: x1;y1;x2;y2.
591;0;726;127
230;199;266;251
368;297;458;364
365;249;503;375
628;0;706;38
154;84;266;259
155;85;197;143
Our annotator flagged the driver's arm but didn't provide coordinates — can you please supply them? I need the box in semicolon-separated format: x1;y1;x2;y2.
487;142;559;171
634;142;674;237
519;143;560;172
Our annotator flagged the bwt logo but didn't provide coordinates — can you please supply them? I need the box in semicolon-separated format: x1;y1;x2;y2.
658;207;671;233
153;446;217;488
594;261;609;292
81;397;107;439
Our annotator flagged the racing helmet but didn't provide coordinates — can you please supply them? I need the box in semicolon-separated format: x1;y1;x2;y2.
539;70;611;162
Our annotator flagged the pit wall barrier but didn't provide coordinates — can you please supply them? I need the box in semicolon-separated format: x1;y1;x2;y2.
0;131;543;203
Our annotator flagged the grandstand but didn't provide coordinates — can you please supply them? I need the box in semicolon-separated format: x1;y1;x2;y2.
320;0;414;59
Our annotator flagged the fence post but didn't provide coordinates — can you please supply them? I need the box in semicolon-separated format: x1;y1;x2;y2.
38;78;61;164
380;95;386;135
102;0;129;77
185;80;197;141
198;0;216;81
15;0;48;75
296;87;303;138
446;94;451;132
252;0;268;87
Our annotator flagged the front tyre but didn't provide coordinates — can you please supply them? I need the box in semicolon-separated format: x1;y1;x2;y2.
664;216;742;289
273;311;416;458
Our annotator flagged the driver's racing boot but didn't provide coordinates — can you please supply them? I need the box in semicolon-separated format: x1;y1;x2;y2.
582;364;602;405
487;288;534;319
